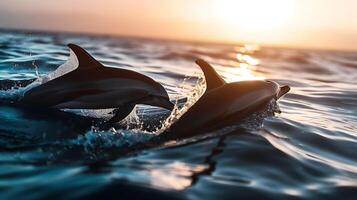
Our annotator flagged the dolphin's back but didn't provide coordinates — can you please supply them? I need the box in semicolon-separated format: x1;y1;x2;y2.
167;81;279;138
20;44;168;110
161;60;289;140
21;67;160;108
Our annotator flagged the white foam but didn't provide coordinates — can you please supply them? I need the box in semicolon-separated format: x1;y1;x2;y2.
0;49;80;102
69;127;156;153
155;74;206;133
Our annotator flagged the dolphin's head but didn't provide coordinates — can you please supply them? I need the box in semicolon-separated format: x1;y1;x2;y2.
265;80;290;99
140;81;174;110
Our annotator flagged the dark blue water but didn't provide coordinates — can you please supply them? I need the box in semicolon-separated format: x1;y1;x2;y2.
0;29;356;199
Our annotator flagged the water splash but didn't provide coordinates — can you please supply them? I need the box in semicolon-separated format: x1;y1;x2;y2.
69;126;155;154
155;73;206;133
241;99;280;130
0;82;37;102
41;49;79;83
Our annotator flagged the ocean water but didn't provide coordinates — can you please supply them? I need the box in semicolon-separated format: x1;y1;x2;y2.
0;29;356;199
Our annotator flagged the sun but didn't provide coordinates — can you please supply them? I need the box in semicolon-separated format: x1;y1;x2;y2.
214;0;294;30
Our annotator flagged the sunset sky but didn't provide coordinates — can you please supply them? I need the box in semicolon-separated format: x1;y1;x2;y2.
0;0;356;51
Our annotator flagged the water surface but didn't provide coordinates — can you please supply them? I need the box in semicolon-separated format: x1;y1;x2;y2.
0;30;356;199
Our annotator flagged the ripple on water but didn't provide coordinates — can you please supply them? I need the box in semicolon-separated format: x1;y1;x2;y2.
0;30;356;199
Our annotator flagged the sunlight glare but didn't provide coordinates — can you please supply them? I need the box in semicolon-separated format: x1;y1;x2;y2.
236;54;260;66
221;44;265;82
215;0;294;30
222;63;265;82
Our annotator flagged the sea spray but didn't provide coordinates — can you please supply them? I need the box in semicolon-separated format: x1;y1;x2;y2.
155;73;206;133
69;126;156;154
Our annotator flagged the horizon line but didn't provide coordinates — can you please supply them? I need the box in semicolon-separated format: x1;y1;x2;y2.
1;26;355;53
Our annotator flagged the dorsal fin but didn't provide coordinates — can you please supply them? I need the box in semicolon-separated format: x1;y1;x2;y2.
277;85;290;99
195;59;226;92
67;43;103;70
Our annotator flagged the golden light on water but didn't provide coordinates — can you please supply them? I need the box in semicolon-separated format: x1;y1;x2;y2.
222;63;265;82
148;162;208;190
235;44;261;54
221;45;265;82
236;53;260;66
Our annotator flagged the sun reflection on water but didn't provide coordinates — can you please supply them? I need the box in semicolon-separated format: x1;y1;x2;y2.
236;53;260;66
148;161;208;190
221;45;265;82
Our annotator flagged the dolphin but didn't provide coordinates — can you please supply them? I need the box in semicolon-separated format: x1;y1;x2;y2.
161;59;290;140
20;44;174;123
